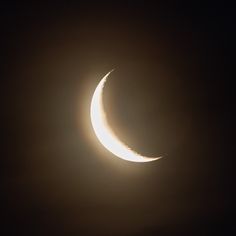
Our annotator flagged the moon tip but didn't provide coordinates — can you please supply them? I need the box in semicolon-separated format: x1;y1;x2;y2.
109;69;115;74
103;69;115;83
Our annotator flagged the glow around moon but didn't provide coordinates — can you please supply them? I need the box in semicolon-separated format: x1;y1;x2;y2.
90;70;162;163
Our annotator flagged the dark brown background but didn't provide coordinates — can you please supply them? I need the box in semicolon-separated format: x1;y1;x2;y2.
1;1;235;235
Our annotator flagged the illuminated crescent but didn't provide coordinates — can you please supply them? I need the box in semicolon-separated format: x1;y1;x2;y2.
90;70;162;162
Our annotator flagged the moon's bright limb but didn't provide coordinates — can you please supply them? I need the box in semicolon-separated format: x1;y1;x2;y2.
90;70;162;163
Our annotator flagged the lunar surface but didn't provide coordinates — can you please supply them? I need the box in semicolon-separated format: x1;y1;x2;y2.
90;70;162;162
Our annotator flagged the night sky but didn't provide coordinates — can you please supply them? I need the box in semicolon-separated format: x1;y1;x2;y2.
1;1;235;235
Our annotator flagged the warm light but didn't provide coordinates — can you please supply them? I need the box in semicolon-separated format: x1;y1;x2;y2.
90;70;162;163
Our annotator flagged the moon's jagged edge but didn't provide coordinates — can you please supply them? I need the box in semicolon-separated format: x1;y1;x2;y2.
90;70;162;163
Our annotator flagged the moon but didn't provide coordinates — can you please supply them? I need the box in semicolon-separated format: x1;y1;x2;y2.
90;70;162;163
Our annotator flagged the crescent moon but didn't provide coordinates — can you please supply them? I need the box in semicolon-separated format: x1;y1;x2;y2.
90;70;162;162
